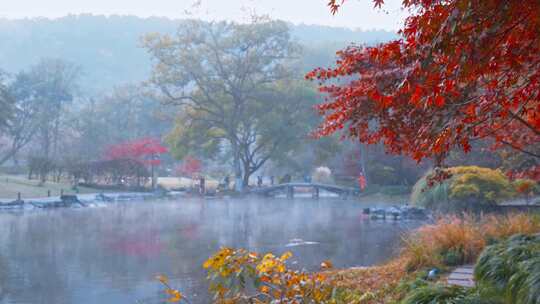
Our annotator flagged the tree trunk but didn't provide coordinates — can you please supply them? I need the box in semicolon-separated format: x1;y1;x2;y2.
242;168;251;188
359;144;368;185
53;117;61;159
0;149;17;167
42;127;51;159
232;144;243;192
151;162;156;190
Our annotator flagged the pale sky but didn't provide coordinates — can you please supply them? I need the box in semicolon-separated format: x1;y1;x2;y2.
0;0;406;30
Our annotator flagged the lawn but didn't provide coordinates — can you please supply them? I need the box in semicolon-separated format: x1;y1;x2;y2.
0;175;221;201
0;175;109;200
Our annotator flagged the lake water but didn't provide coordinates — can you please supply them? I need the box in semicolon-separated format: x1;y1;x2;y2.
0;198;422;303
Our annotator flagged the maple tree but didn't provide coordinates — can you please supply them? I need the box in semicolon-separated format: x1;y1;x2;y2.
104;137;168;187
104;137;168;166
175;156;202;177
309;0;540;180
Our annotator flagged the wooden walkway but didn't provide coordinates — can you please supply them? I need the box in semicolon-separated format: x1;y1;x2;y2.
447;265;475;288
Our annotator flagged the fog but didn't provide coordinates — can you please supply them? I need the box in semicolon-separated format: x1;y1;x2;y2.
0;0;405;30
0;4;434;304
0;198;422;303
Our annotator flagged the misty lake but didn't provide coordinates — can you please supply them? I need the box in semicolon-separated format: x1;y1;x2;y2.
0;198;423;304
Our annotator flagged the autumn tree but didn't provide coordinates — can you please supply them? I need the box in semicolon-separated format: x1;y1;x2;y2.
104;137;168;187
175;156;202;177
144;19;315;190
310;0;540;180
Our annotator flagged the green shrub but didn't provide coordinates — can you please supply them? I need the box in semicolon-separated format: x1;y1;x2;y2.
380;185;411;196
401;284;468;304
450;167;514;203
367;164;400;185
441;248;465;266
411;166;514;211
475;234;540;304
410;174;450;209
401;283;502;304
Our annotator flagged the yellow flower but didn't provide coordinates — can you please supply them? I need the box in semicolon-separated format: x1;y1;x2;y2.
260;285;270;294
320;260;333;270
166;288;183;303
202;258;213;269
203;247;235;270
263;253;275;260
280;251;293;261
220;268;232;277
156;274;169;284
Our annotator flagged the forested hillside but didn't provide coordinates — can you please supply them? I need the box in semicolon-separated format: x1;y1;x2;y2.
0;15;395;93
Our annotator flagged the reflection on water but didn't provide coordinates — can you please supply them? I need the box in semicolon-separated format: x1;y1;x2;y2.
0;198;422;304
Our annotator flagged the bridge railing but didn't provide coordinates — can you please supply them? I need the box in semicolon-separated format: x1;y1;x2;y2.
248;182;361;198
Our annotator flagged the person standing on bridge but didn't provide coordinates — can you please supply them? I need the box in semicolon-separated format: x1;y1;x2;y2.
283;174;291;184
257;176;263;187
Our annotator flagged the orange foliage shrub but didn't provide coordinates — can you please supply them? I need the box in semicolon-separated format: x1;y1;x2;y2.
400;214;540;271
324;258;410;304
401;216;485;270
482;213;540;240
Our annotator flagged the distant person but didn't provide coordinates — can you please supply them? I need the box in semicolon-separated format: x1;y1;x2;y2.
223;176;230;190
283;174;291;184
199;176;206;195
257;176;263;187
270;176;275;185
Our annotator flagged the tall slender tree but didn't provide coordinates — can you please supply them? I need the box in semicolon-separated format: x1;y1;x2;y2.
29;58;80;158
0;59;79;165
0;71;12;134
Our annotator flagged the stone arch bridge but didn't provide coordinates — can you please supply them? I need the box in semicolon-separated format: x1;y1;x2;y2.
248;182;361;199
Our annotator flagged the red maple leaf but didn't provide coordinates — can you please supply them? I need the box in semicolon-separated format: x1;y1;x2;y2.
310;0;540;180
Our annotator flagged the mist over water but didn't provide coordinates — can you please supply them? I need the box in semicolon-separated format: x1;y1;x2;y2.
0;198;422;303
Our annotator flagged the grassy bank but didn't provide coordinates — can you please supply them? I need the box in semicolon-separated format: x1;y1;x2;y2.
187;213;540;304
325;213;540;303
0;174;118;200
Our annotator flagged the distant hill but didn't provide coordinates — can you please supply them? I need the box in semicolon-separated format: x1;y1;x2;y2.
0;15;396;94
291;24;396;45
